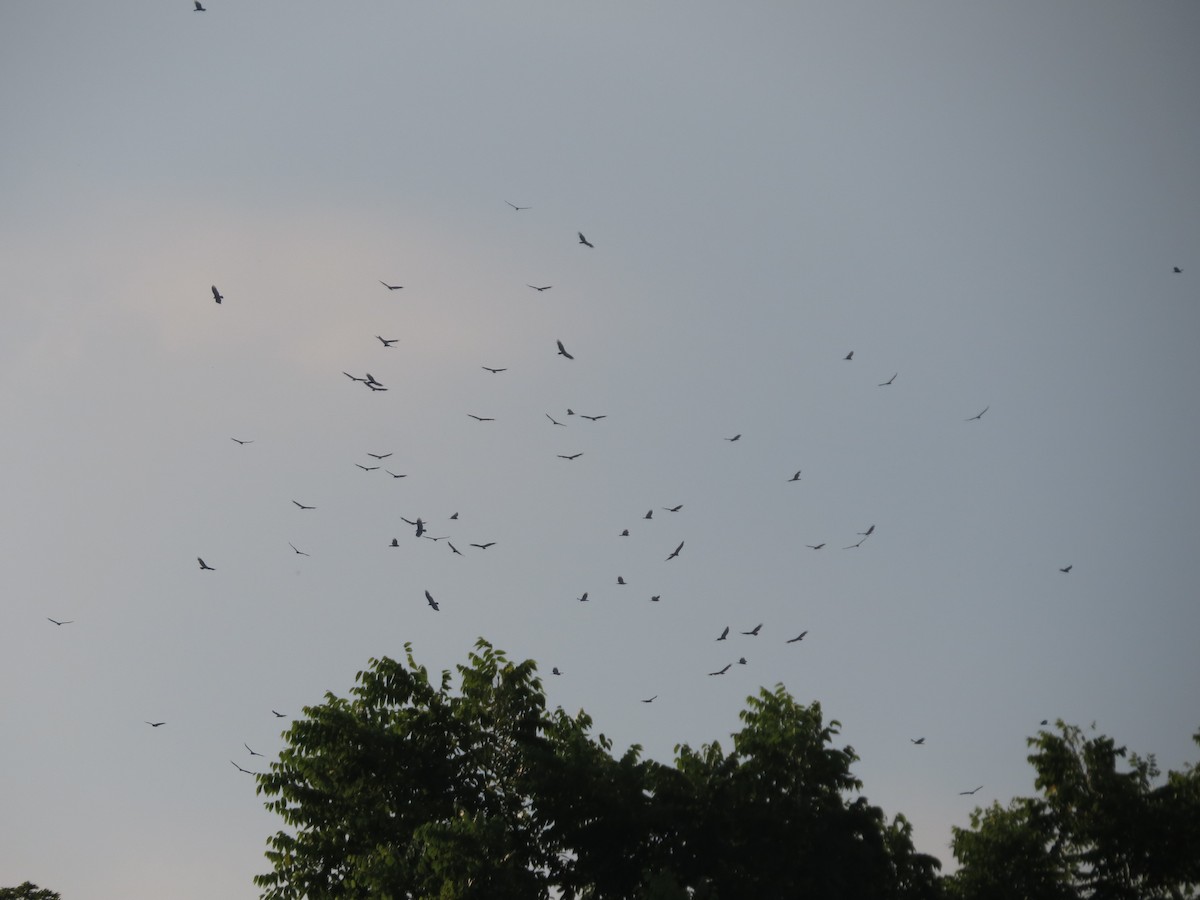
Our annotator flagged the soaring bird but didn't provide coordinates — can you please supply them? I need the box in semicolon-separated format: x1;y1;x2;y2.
244;743;263;757
788;471;802;482
716;626;729;641
806;543;826;550
725;434;741;442
527;284;552;291
546;414;565;426
271;710;286;718
467;414;495;422
1060;565;1073;573
558;453;583;460
578;592;589;602
581;414;607;421
366;383;389;391
1174;267;1183;273
377;336;399;347
578;232;594;248
194;1;206;9
197;557;215;571
368;452;392;459
620;529;629;536
663;504;683;512
481;367;507;374
844;351;854;360
959;785;984;795
737;657;747;665
966;406;989;421
385;470;406;478
859;525;876;536
741;624;762;636
708;664;731;676
787;631;808;643
650;595;661;602
879;373;897;386
843;539;866;550
425;590;439;611
288;543;310;557
364;373;382;387
643;510;653;520
211;285;223;303
469;542;496;550
343;372;367;382
379;281;403;290
47;618;74;626
617;576;627;585
389;539;400;547
911;737;926;745
552;667;562;675
448;542;463;556
641;695;657;703
293;501;315;510
506;201;531;211
145;721;166;727
355;464;379;471
666;540;684;561
400;517;425;537
231;761;255;774
231;438;253;445
556;340;574;359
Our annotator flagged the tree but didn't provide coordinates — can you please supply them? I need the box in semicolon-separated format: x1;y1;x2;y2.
0;884;61;900
947;723;1200;900
255;640;943;899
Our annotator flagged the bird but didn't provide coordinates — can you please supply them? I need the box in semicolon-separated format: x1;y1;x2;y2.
578;232;594;248
578;592;589;602
619;529;630;537
422;534;450;542
737;657;747;665
400;517;425;537
271;710;286;718
467;414;495;422
506;201;531;211
966;406;989;421
211;285;222;303
859;525;876;536
376;336;398;347
343;372;367;382
552;667;562;675
47;618;74;626
366;383;389;391
806;543;826;550
844;351;854;360
288;543;309;557
641;695;657;703
469;542;496;550
726;434;741;442
581;414;607;422
558;453;583;460
556;340;574;359
385;470;407;478
364;373;382;387
879;373;897;386
424;590;439;611
741;624;762;636
197;557;215;571
650;595;661;602
355;464;379;471
566;409;575;415
1060;565;1073;573
716;626;730;641
193;1;206;10
231;438;253;445
527;284;552;291
663;504;683;512
842;539;866;550
368;452;392;459
379;281;403;290
546;414;565;426
448;542;463;556
145;721;166;727
293;501;315;510
244;743;263;757
666;540;685;561
788;471;802;482
449;512;459;520
617;576;627;585
959;785;984;795
708;664;731;676
389;539;400;547
231;761;255;775
481;367;507;374
1173;267;1182;273
911;738;926;745
644;510;653;520
786;631;808;643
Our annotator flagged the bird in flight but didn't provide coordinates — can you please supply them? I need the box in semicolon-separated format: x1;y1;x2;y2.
293;501;315;510
552;667;563;676
641;695;657;703
230;761;255;775
788;471;802;482
556;340;574;360
725;434;741;442
786;631;808;643
211;285;223;304
47;618;74;626
959;785;984;795
1059;565;1073;573
376;336;398;348
425;590;439;611
527;284;552;292
620;529;629;536
650;595;661;602
288;543;309;557
1173;267;1183;273
708;664;732;676
194;1;206;10
244;743;263;757
389;538;400;547
384;471;407;480
546;414;565;426
663;504;683;512
643;510;654;520
558;452;583;460
469;542;496;550
401;517;425;537
271;710;286;718
355;464;380;471
231;438;253;445
145;721;166;727
448;542;463;556
368;452;392;459
578;232;594;248
716;626;729;641
506;201;531;211
738;657;747;665
666;540;685;561
806;543;826;550
343;372;367;383
911;737;926;745
467;414;495;422
581;414;607;422
742;624;763;636
843;539;866;550
617;576;627;585
966;406;989;421
578;592;589;602
859;525;876;536
379;282;403;290
197;557;215;571
844;351;854;360
879;373;898;386
481;366;507;374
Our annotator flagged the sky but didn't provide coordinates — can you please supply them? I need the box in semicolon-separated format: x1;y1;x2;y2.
3;2;1199;897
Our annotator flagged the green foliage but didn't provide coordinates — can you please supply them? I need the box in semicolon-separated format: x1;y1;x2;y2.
0;884;61;900
255;640;942;899
947;723;1200;900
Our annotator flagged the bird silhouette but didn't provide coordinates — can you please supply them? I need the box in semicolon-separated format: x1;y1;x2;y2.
469;542;496;550
448;542;463;556
271;710;286;718
288;543;309;557
552;667;562;675
879;373;897;386
379;281;403;290
859;525;875;536
449;512;459;520
1173;267;1182;273
666;541;685;561
663;504;683;512
506;201;531;211
400;517;425;537
481;367;507;373
911;737;926;745
231;761;255;774
578;232;594;248
620;529;630;536
737;657;747;665
959;785;984;795
1060;565;1073;573
47;618;74;626
843;539;866;549
231;438;253;445
367;452;392;459
389;538;400;547
145;721;166;727
244;743;263;757
293;501;315;510
355;464;379;471
467;414;495;422
194;1;206;10
566;409;575;415
376;336;398;347
788;471;802;482
786;631;808;643
211;285;222;303
578;592;589;602
641;695;657;703
527;284;552;291
424;590;439;611
558;452;583;460
644;510;653;520
806;543;826;550
385;470;407;478
708;664;731;676
197;557;215;571
581;414;607;421
966;406;989;421
726;434;741;442
716;626;729;641
844;351;854;360
556;340;574;359
546;414;565;426
343;372;367;382
364;373;382;387
617;576;626;585
650;595;661;602
741;624;762;636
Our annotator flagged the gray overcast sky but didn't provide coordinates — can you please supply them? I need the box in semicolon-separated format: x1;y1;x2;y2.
3;2;1199;897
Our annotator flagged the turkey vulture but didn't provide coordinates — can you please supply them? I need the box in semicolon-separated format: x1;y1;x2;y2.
578;232;594;248
211;285;222;303
556;340;574;359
